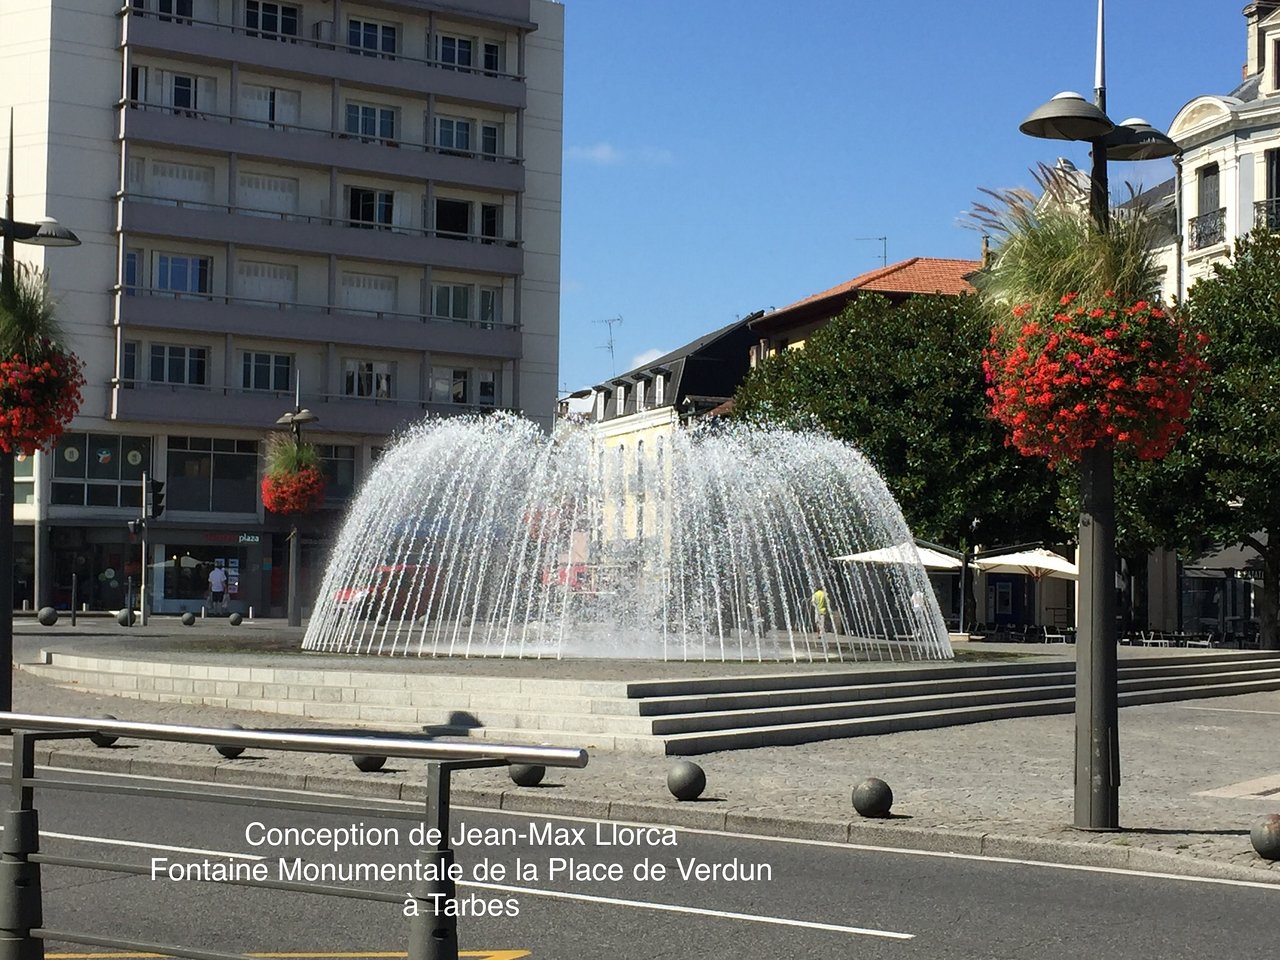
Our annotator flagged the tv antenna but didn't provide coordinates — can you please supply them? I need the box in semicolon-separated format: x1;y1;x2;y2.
855;236;888;268
594;315;623;375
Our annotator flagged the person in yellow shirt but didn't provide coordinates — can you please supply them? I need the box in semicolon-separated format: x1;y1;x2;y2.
811;586;831;637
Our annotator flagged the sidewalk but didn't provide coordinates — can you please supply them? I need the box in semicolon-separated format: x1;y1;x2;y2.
10;618;1280;884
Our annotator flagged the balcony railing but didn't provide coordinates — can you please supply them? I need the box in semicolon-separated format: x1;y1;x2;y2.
1188;208;1226;251
121;5;525;81
122;192;522;248
1255;198;1280;232
121;100;523;166
119;285;517;331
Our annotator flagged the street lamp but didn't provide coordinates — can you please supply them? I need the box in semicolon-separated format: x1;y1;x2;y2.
1018;0;1179;831
0;109;80;712
275;403;319;628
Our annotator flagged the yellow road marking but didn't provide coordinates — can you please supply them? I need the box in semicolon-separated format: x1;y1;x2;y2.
47;953;529;960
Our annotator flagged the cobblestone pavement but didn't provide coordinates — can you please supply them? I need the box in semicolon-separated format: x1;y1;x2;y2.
10;621;1280;882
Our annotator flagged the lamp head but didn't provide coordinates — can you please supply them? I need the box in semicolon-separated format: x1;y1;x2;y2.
1019;91;1114;142
1104;118;1180;161
29;217;80;247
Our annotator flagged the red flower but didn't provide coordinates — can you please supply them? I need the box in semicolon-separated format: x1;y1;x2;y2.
0;342;85;455
262;466;326;514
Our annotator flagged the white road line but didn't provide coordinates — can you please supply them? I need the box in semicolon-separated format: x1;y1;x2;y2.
29;765;1280;891
0;824;265;861
1178;705;1280;716
461;879;914;940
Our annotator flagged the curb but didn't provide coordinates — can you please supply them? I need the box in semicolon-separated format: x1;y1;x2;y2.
5;743;1277;887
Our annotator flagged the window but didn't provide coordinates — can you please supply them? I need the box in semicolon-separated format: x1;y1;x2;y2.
435;116;471;154
478;370;497;406
483;41;502;75
339;271;397;315
345;103;396;143
154;254;211;297
51;433;152;508
242;352;291;392
479;286;501;327
432;283;470;321
157;0;193;24
316;444;356;502
480;123;501;160
343;360;394;399
654;374;665;406
129;66;147;105
14;453;34;507
438;35;473;71
236;260;297;304
171;74;196;116
121;341;139;385
435;198;470;239
167;436;259;513
349;18;396;58
480;204;501;244
1198;163;1220;215
148;160;215;205
238;84;300;128
431;368;469;404
123;249;141;295
348;187;393;228
150;345;208;386
245;1;299;40
237;172;299;217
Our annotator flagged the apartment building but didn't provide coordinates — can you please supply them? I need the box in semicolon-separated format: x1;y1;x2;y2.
1;0;563;615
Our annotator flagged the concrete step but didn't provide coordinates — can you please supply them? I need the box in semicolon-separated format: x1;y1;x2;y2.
463;725;669;756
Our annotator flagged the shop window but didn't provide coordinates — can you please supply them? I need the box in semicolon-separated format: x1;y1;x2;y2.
316;443;356;502
166;436;258;513
50;432;152;508
13;452;34;506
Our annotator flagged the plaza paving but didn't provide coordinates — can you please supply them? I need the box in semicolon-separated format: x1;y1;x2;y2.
9;617;1280;883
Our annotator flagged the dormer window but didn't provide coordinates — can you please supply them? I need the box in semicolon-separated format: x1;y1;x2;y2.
654;374;665;406
1273;36;1280;90
635;380;646;412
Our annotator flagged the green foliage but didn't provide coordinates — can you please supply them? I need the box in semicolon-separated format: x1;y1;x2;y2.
265;431;321;477
968;163;1163;326
0;262;63;356
732;293;1068;549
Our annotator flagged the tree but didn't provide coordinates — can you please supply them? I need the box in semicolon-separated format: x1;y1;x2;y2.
1121;228;1280;649
731;292;1068;553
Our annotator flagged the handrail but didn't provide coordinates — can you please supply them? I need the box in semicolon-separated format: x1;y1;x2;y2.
119;99;525;166
0;711;588;767
119;5;527;82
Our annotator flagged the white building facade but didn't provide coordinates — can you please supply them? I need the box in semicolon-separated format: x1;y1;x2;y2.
1;0;563;615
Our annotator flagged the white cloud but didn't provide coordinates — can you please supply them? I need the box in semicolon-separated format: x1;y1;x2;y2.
628;348;666;370
565;143;675;166
566;142;624;164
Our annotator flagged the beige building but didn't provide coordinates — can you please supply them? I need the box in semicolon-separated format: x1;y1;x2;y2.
2;0;563;615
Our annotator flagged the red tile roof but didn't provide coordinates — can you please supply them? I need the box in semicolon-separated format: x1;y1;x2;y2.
776;257;981;315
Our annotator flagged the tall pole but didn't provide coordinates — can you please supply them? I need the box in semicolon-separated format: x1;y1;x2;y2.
288;419;302;628
1074;0;1120;831
1;110;18;712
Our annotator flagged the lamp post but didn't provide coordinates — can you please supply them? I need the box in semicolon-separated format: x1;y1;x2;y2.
0;110;80;712
275;402;318;628
1018;0;1179;831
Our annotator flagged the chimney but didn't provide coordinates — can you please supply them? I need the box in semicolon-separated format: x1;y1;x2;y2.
981;234;991;269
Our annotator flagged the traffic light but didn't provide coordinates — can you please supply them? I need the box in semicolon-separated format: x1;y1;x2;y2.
145;478;166;519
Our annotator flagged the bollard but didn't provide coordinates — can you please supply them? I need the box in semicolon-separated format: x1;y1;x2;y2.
0;732;44;960
201;606;206;619
70;574;77;627
248;606;254;620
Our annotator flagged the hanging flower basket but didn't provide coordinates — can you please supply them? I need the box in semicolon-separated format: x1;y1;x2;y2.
262;465;327;514
983;293;1209;466
0;343;86;455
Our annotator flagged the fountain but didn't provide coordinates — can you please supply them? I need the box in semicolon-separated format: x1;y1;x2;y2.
302;415;953;662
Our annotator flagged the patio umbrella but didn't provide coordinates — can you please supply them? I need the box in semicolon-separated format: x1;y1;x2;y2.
833;542;963;570
972;547;1077;580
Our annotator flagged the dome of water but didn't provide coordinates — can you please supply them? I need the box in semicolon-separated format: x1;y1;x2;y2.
303;415;953;662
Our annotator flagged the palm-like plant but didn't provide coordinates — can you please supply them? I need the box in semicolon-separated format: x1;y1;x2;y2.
0;261;61;355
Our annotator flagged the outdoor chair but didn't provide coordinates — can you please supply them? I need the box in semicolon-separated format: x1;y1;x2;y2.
1042;625;1067;643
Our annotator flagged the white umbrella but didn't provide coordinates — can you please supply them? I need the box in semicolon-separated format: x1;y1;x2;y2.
834;543;964;571
973;547;1077;580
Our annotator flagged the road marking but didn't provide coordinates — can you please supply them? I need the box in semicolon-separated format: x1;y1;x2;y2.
32;764;1280;892
46;953;529;959
1178;705;1280;717
461;880;914;940
0;824;265;861
1196;772;1280;799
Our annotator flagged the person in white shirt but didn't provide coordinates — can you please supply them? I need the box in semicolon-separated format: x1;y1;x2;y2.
208;564;228;615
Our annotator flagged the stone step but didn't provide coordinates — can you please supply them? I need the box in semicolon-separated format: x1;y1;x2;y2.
463;725;669;756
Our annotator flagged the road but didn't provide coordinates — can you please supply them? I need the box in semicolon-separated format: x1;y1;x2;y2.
6;765;1276;959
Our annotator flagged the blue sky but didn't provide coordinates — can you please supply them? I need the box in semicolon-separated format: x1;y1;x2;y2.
556;0;1242;394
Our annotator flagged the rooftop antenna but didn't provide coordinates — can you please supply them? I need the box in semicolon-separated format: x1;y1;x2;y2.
854;236;888;268
594;315;623;375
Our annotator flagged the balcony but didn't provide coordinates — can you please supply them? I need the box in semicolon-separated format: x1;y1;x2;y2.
119;195;523;274
119;104;524;194
1255;198;1280;232
110;381;513;436
121;7;528;110
1187;208;1226;251
117;288;522;359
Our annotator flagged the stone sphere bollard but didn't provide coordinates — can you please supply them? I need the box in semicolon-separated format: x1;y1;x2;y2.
1251;814;1280;861
116;608;135;627
89;715;119;748
353;755;386;772
37;606;58;627
181;611;196;626
509;764;546;787
666;760;706;801
228;612;243;626
215;723;245;760
852;777;894;818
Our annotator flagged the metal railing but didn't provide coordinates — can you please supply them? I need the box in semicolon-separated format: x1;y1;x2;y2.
1255;198;1280;232
1187;208;1226;250
0;712;588;960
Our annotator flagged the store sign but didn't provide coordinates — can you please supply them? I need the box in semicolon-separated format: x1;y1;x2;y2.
239;534;260;544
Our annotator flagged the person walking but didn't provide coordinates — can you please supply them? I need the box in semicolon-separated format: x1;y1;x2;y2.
208;563;228;616
811;585;831;638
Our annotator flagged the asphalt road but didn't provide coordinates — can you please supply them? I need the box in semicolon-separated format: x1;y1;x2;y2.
0;765;1273;959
